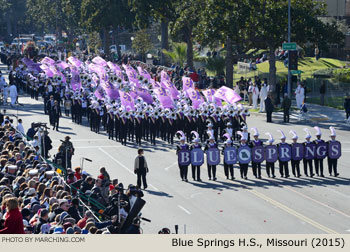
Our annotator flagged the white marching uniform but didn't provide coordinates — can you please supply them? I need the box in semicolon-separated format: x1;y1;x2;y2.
259;84;268;112
252;86;259;109
295;85;305;109
9;84;18;106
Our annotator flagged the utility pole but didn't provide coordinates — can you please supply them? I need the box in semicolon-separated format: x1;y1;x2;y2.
288;0;292;98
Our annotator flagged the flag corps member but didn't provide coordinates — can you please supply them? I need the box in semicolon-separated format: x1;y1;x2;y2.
190;131;203;181
327;127;341;177
222;133;235;180
176;131;190;182
265;133;276;178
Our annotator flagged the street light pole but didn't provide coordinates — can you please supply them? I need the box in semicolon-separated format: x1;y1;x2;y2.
288;0;292;98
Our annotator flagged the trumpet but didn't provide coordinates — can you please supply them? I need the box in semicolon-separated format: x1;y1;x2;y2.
215;110;220;115
138;75;144;81
117;78;122;84
154;111;159;117
143;79;149;85
84;75;88;80
79;73;84;79
57;76;62;82
87;78;92;84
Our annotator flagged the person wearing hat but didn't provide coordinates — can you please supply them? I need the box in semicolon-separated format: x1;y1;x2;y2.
222;133;235;180
224;121;233;139
303;128;314;177
327;127;340;177
290;130;301;177
51;100;62;131
249;128;263;179
59;136;75;169
281;93;291;123
190;131;202;181
237;131;248;179
265;94;274;123
277;130;290;178
204;132;218;181
313;126;325;177
206;121;215;142
176;131;189;182
265;133;276;178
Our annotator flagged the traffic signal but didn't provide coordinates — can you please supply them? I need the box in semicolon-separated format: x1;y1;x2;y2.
289;50;298;70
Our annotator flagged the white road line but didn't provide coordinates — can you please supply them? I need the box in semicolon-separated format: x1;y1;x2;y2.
164;162;178;171
190;192;203;198
73;146;124;149
178;205;191;215
52;139;107;142
98;147;159;192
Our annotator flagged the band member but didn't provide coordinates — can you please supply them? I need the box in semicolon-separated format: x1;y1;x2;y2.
204;132;218;181
222;133;235;180
290;130;301;177
176;131;189;182
237;131;249;179
265;133;276;178
327;127;340;177
190;131;202;181
277;130;290;178
313;126;325;177
303;128;314;177
249;127;262;179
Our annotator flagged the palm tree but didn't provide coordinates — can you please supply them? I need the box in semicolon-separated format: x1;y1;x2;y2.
162;42;187;67
205;57;226;76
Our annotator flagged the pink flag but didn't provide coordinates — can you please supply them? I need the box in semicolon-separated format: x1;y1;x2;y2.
119;90;135;111
161;70;171;82
67;56;82;68
56;61;70;70
214;86;242;104
186;88;204;109
101;81;120;100
151;79;162;89
88;63;107;81
107;61;123;79
162;81;179;99
40;56;55;66
70;68;81;91
94;86;105;100
202;89;222;106
137;66;151;80
125;69;140;86
154;87;174;109
182;77;194;91
92;56;107;67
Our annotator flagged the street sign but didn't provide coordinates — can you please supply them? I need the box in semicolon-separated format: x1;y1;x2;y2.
291;70;302;75
283;42;297;50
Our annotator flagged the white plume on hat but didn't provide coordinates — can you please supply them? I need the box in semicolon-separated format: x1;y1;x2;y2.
329;126;336;137
265;132;274;143
251;127;259;137
176;130;186;141
237;131;247;141
313;126;322;136
191;131;200;143
277;129;286;140
207;131;215;140
303;128;311;139
289;130;298;140
223;133;232;144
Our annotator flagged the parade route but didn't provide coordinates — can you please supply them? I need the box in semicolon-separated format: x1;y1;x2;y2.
3;92;349;234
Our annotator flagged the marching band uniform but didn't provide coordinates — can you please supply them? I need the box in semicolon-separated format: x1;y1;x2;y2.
249;127;262;179
222;133;234;180
327;127;340;177
313;126;325;177
204;134;217;181
190;131;202;181
277;130;290;178
176;131;189;182
290;130;301;177
265;133;276;178
237;131;248;179
303;128;314;177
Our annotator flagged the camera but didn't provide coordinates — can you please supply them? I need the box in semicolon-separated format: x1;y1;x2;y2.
32;122;49;129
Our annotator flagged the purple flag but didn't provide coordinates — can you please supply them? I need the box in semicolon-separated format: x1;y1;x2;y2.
40;56;55;66
40;65;54;77
137;66;151;80
88;63;107;81
154;87;174;109
68;56;82;68
206;148;220;165
21;58;42;73
101;81;120;100
191;148;204;166
202;89;222;106
56;61;70;70
223;146;237;165
161;70;171;82
94;86;105;100
186;88;204;109
182;77;194;91
126;69;140;86
162;81;180;99
252;146;265;163
265;145;278;163
70;68;81;91
119;90;135;111
136;88;153;104
214;86;242;104
107;61;123;79
92;56;107;67
328;141;341;159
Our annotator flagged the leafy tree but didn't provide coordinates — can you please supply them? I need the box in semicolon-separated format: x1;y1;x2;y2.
0;0;27;39
162;42;187;67
132;29;153;61
129;0;175;64
205;56;226;76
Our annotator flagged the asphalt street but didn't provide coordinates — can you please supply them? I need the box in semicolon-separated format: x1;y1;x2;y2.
1;65;350;234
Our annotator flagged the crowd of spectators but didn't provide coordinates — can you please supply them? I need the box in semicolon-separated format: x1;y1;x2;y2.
0;114;146;234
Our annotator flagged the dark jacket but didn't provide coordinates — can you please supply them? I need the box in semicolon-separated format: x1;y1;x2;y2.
281;97;291;111
265;97;274;113
344;98;350;113
0;208;25;234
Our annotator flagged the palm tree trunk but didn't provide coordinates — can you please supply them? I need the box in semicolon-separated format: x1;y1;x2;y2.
104;28;110;57
225;37;234;88
186;26;194;69
161;18;169;65
268;45;276;93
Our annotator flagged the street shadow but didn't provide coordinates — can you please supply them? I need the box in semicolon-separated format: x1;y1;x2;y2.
144;189;173;198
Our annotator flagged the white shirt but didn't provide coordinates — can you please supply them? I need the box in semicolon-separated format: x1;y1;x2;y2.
9;85;18;97
16;123;25;134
